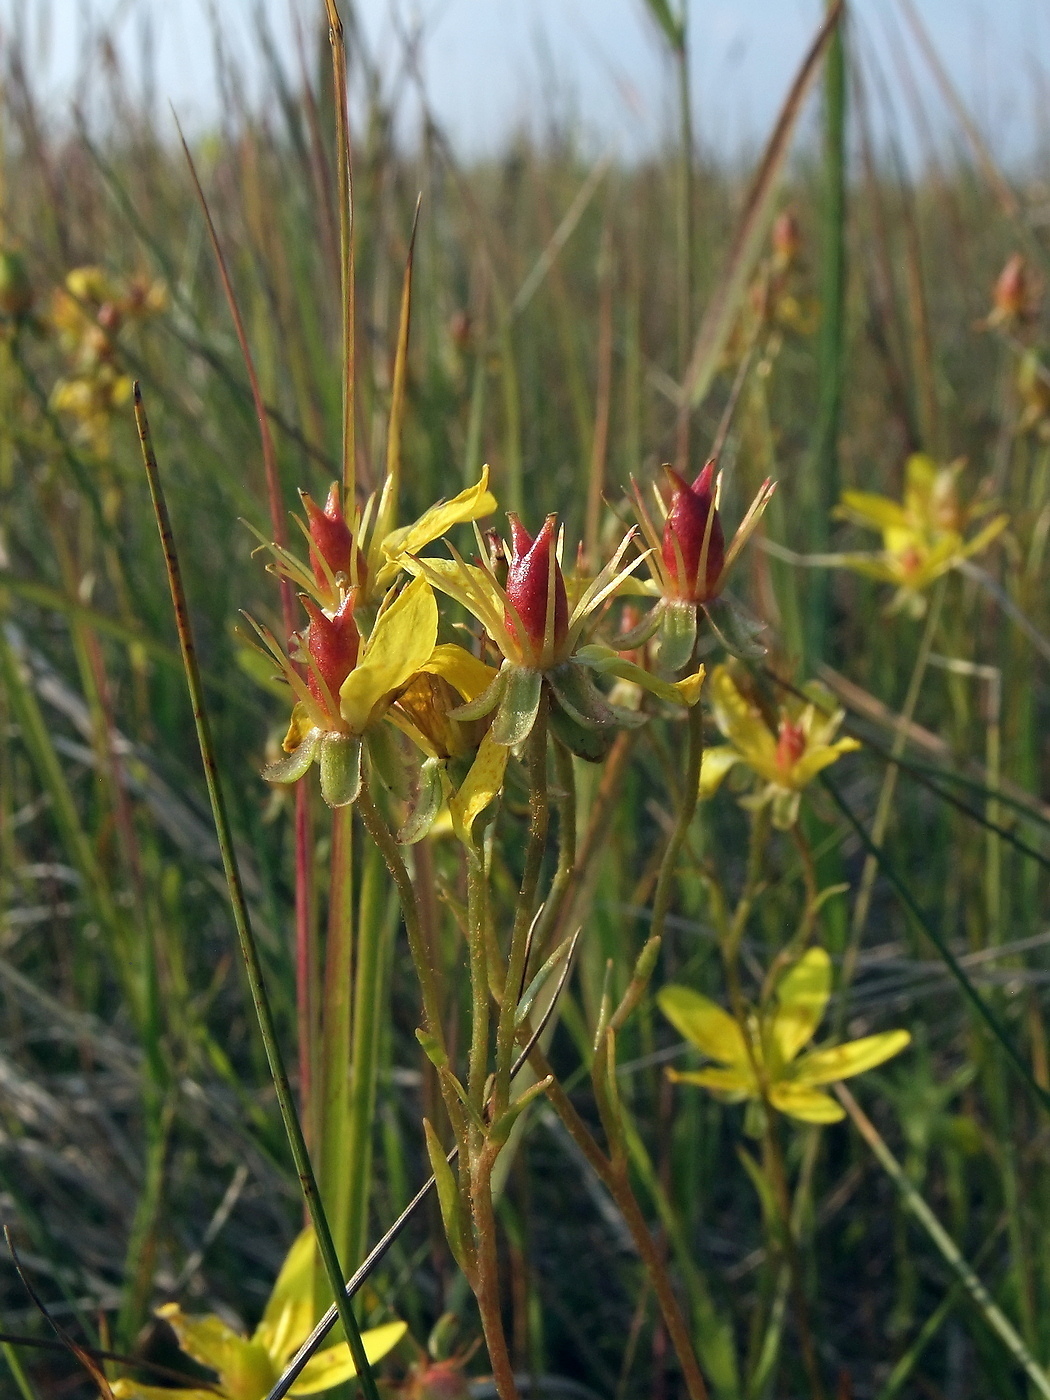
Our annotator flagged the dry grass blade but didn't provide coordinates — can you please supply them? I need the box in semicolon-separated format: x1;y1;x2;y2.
678;0;843;421
384;196;422;523
173;114;295;635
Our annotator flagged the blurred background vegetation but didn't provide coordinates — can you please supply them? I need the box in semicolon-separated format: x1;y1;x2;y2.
2;1;1050;1397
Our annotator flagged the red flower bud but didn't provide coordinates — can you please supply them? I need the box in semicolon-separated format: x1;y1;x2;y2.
302;593;360;711
993;253;1028;323
772;210;802;269
505;514;569;665
661;461;725;602
775;717;807;774
302;483;360;591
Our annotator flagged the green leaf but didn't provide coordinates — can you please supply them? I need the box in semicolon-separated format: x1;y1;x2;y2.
422;1119;473;1276
263;732;321;786
415;1027;449;1070
488;1076;553;1148
398;757;448;845
641;0;684;50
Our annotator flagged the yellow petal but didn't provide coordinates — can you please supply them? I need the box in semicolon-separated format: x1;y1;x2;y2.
656;985;749;1068
412;555;517;657
837;490;909;532
768;947;831;1068
339;575;437;733
254;1227;314;1363
699;745;740;798
155;1303;275;1398
450;732;509;843
768;1083;845;1123
957;512;1008;562
790;737;860;788
112;1384;216;1400
708;666;777;768
421;643;499;702
289;1321;407;1396
793;1029;911;1087
379;469;496;568
667;1066;753;1097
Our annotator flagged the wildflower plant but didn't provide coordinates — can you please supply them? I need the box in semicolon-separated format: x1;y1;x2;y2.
834;452;1007;615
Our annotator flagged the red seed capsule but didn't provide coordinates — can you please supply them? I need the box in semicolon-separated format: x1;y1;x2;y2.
302;483;356;590
505;514;569;664
302;593;360;710
661;461;726;602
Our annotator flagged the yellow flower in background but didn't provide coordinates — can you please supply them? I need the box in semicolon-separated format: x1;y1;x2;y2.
111;1227;406;1400
699;665;859;829
835;453;1007;615
658;947;910;1124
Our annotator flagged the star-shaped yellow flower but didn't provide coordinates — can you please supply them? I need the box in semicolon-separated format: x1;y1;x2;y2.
111;1228;406;1400
658;947;910;1123
835;453;1007;615
699;665;859;829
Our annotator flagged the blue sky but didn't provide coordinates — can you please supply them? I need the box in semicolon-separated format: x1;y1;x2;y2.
3;0;1047;166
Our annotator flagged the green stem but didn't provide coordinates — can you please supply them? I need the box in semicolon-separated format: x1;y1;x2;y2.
650;699;704;945
529;739;578;970
356;778;446;1051
317;805;354;1291
467;846;491;1118
495;700;549;1114
836;578;944;1015
838;1084;1050;1399
134;388;380;1400
345;837;392;1270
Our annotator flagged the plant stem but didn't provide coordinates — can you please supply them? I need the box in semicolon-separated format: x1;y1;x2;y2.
356;777;446;1052
763;1112;825;1400
838;1084;1050;1399
471;1146;521;1400
494;700;549;1114
318;804;354;1286
650;698;703;945
835;579;944;1018
467;846;491;1117
134;387;380;1400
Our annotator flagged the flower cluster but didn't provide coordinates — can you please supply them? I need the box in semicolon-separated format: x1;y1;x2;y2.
49;265;167;452
835;452;1007;615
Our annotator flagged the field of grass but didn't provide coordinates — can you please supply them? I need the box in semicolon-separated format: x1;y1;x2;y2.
2;3;1050;1398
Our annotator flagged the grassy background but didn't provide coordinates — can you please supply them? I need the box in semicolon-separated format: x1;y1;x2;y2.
2;2;1050;1397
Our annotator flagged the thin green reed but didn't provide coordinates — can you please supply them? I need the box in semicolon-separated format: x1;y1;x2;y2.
133;386;381;1400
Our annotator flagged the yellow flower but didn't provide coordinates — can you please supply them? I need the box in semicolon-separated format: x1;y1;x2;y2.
254;575;441;807
111;1227;406;1400
699;665;859;829
265;470;496;616
835;453;1007;615
658;947;910;1123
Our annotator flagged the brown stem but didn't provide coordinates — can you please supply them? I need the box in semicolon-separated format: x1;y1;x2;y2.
471;1148;521;1400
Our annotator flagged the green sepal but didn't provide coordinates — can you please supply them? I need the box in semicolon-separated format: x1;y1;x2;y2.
423;1118;474;1276
490;665;542;746
318;733;363;807
488;1076;553;1149
549;702;615;762
615;602;664;650
262;730;321;785
547;661;617;730
366;722;410;799
655;598;698;674
398;756;448;845
702;594;767;660
450;665;509;721
736;1145;780;1236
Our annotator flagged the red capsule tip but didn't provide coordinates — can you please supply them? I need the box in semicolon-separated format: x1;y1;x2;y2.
505;513;569;664
302;592;360;710
661;459;725;602
775;718;807;774
303;482;354;588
